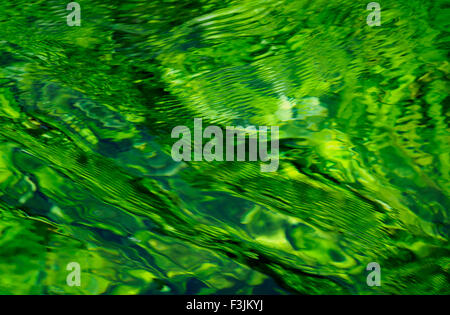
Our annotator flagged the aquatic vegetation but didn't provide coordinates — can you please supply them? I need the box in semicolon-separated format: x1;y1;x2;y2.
0;0;448;294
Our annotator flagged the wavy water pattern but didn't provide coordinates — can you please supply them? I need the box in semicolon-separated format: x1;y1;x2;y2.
0;0;449;294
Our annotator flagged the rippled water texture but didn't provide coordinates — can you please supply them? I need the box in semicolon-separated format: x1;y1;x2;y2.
0;0;449;294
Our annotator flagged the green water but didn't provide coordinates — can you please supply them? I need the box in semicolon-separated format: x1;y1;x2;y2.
0;0;448;294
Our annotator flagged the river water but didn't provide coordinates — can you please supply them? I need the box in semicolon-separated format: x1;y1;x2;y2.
0;0;448;294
